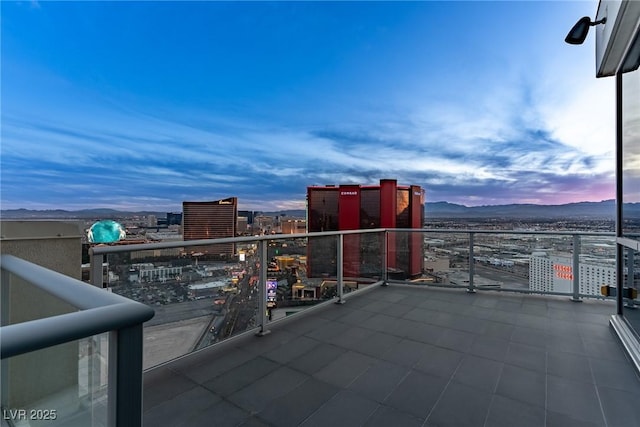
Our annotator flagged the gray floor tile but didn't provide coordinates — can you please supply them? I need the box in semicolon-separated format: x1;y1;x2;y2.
279;315;332;336
404;322;444;345
495;300;522;313
413;343;464;379
175;347;255;384
263;335;320;364
240;329;299;355
452;354;503;392
203;356;279;396
141;285;639;427
363;313;407;336
468;335;510;361
546;350;593;383
380;338;431;367
546;374;605;425
484;394;545;427
598;385;640;427
287;342;347;375
327;325;376;349
335;307;375;325
489;309;519;325
505;341;546;373
435;328;475;353
300;390;379;427
383;300;415;317
256;378;339;427
238;417;272;427
313;350;377;387
353;331;402;357
188;398;250;427
482;321;515;340
304;319;349;342
364;405;424;427
228;366;308;413
495;364;546;408
510;325;548;348
143;386;220;427
546;410;605;427
403;307;439;323
347;360;410;402
582;338;629;362
143;367;197;410
426;382;493;427
545;333;586;355
590;357;640;392
383;370;448;419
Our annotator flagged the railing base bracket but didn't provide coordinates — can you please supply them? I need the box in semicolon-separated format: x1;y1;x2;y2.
255;329;271;337
570;298;583;303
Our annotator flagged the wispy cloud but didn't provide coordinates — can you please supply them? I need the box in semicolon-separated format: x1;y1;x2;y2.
0;1;618;211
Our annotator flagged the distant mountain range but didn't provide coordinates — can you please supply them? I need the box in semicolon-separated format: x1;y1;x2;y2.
424;200;634;219
2;200;639;220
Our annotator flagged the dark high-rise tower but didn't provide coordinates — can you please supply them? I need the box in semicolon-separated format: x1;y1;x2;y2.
182;198;238;259
307;179;424;279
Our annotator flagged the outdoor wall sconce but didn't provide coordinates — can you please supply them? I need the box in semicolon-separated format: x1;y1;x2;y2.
565;16;607;45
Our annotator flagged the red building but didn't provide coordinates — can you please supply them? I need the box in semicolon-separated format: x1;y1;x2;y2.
307;179;424;279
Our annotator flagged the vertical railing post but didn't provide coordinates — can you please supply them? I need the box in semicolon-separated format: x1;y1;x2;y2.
256;239;270;336
571;234;582;302
108;325;144;427
1;268;10;409
467;232;476;293
625;248;635;308
336;233;345;304
382;230;389;286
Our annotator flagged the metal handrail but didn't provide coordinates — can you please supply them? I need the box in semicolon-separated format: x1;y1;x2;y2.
90;228;388;255
1;254;155;427
0;254;154;359
89;227;615;256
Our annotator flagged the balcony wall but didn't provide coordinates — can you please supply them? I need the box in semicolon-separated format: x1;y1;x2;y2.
1;221;83;410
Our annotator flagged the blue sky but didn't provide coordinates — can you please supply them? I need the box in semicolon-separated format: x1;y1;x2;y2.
1;1;615;212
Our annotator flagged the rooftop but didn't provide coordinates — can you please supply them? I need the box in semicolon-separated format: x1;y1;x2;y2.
143;284;640;427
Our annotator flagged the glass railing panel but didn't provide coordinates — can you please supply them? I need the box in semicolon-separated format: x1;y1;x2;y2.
578;234;617;298
3;337;109;427
420;230;470;288
267;235;337;322
352;230;384;290
206;242;259;345
104;241;260;369
1;275;109;427
471;232;536;292
393;230;617;298
385;230;425;284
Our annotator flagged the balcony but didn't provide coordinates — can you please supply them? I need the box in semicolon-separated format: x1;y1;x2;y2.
2;228;640;426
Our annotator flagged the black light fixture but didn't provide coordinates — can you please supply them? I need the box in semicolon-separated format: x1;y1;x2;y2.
565;16;607;45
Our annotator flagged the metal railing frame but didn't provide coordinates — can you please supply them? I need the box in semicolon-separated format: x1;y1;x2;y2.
0;254;155;427
2;227;626;424
90;227;620;306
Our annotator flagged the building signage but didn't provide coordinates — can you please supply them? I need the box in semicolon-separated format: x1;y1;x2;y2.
554;264;573;280
340;191;358;196
266;279;277;306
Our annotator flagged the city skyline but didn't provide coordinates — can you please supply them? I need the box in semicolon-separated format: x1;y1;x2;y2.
1;1;615;212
